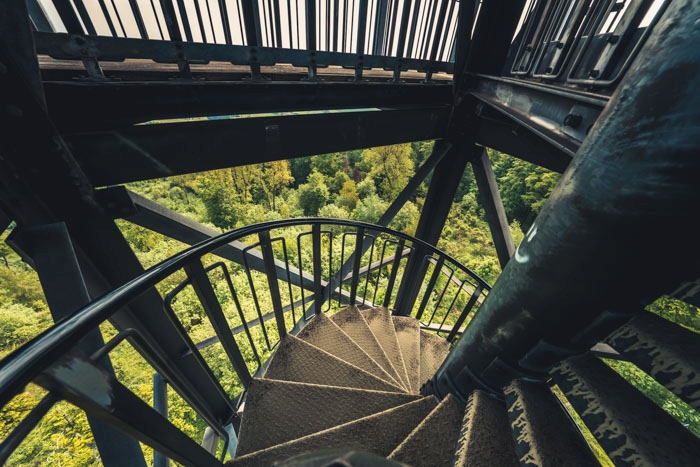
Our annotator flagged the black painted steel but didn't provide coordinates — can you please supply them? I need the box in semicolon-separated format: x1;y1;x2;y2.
185;260;254;386
432;0;700;399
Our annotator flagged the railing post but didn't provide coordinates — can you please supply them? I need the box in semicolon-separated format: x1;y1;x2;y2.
447;285;483;342
184;260;253;386
383;238;405;308
372;0;389;55
349;227;365;305
312;224;324;314
354;0;369;80
305;0;318;79
158;0;193;77
241;0;263;78
258;231;287;338
153;373;170;467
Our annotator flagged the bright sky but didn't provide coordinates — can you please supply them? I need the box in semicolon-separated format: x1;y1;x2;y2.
36;0;462;61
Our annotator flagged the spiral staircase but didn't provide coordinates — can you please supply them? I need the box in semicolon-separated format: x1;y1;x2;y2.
1;0;700;466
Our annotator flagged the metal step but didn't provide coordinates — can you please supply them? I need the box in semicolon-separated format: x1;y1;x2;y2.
504;379;599;467
393;316;422;393
236;378;420;456
330;305;407;388
605;311;700;411
230;397;438;467
419;330;452;391
263;334;405;393
452;390;519;467
297;311;404;389
388;393;465;467
361;307;411;390
551;353;700;467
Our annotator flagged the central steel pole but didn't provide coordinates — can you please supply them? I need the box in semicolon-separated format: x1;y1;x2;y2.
426;0;700;400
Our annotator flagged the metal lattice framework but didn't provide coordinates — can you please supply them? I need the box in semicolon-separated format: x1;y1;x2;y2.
1;0;699;465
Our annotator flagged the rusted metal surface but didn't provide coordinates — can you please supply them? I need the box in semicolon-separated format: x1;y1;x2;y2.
551;354;700;467
605;311;700;411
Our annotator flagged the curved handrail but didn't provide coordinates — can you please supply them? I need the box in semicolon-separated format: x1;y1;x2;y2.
0;218;491;464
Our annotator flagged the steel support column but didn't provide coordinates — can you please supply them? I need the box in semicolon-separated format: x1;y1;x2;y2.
427;0;700;400
8;223;146;467
471;148;514;269
393;141;470;315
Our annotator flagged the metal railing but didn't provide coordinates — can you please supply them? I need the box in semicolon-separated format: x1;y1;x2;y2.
28;0;460;81
0;218;490;466
509;0;669;87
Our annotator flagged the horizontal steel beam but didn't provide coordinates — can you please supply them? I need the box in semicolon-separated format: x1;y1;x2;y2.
43;80;453;132
470;75;609;158
475;106;572;173
33;32;453;77
64;107;451;186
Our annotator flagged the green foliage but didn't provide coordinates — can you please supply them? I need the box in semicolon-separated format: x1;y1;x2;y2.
388;201;420;235
352;194;389;224
645;295;700;333
310;153;347;178
603;358;700;437
318;204;350;219
361;144;415;201
297;170;330;216
336;180;359;211
494;154;560;231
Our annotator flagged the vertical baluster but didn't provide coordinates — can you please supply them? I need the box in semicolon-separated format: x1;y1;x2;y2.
348;228;364;306
361;235;376;305
272;0;283;47
241;0;263;77
354;0;368;79
204;0;219;43
420;0;440;60
184;260;253;386
447;285;483;342
174;0;195;41
437;0;457;62
426;266;454;326
312;224;323;315
425;0;450;80
385;0;399;55
406;0;422;59
415;256;444;321
27;0;53;32
92;0;119;36
128;0;150;38
153;373;169;467
372;0;388;54
287;0;295;47
72;0;98;35
392;0;413;81
332;0;340;51
110;0;129;37
306;0;318;78
218;0;232;44
383;238;405;308
242;246;272;349
258;231;287;339
149;0;166;40
191;0;209;42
